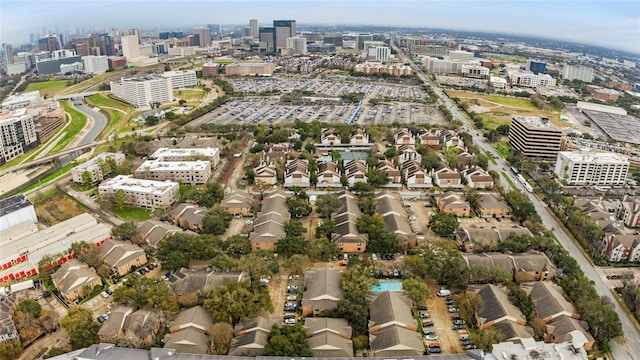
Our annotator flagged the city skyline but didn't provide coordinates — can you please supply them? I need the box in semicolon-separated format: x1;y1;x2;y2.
1;0;639;55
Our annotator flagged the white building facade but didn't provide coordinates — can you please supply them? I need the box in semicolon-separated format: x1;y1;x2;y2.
82;55;109;74
71;152;125;184
162;70;197;89
110;74;172;107
134;160;212;185
98;175;179;210
562;64;594;83
554;150;629;186
150;147;220;167
366;46;390;63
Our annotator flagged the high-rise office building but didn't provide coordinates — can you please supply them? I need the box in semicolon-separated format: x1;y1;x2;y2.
89;34;115;56
38;35;63;52
2;44;14;67
250;19;258;38
259;27;275;52
120;34;140;59
508;116;563;160
324;33;343;47
356;33;373;50
207;24;221;34
526;60;547;75
366;46;390;63
286;37;307;54
193;27;212;47
273;20;296;52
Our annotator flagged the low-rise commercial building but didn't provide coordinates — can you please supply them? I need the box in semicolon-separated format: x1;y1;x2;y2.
224;63;276;76
0;194;37;232
554;150;629;186
150;147;220;167
98;175;179;210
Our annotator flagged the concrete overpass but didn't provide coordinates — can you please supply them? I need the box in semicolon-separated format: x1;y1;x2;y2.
0;141;104;177
53;91;99;101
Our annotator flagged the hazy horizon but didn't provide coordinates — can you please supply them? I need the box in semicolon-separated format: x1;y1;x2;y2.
2;0;639;55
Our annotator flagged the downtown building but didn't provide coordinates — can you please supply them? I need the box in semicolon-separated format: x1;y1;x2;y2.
82;55;109;74
273;20;296;52
508;116;563;160
34;49;81;75
192;27;212;47
554;150;629;186
98;175;179;210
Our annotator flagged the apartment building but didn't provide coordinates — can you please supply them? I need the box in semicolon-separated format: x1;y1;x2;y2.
562;64;594;83
150;147;220;167
110;74;172;107
71;152;125;184
507;69;557;88
508;116;563;160
586;85;620;101
554;150;629;186
82;55;109;74
224;63;276;76
98;175;179;210
135;160;211;185
366;46;390;63
461;64;490;78
0;108;38;165
162;70;197;89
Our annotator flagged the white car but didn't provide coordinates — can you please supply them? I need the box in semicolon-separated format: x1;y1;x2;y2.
372;253;378;261
284;317;296;325
286;295;297;301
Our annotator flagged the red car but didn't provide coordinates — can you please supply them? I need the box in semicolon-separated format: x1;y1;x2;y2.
428;343;440;348
339;262;348;266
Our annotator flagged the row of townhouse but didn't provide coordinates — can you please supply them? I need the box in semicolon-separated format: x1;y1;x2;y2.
320;128;369;145
435;192;508;219
331;191;368;253
460;251;556;282
575;197;640;263
473;282;595;351
374;193;416;250
249;191;289;251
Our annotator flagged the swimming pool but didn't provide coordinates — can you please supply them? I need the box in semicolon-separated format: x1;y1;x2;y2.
371;280;403;292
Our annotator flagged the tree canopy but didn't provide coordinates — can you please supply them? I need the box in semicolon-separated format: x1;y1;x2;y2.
264;324;312;357
428;212;459;237
61;307;99;350
203;282;271;325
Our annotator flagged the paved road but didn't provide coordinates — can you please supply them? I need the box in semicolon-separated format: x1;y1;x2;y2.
74;103;108;145
394;41;640;359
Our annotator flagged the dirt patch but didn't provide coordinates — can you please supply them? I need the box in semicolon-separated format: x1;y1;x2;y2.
222;218;246;240
263;273;289;319
424;280;464;354
468;104;491;114
32;188;89;226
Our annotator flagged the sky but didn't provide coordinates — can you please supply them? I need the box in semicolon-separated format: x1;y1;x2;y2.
2;0;639;54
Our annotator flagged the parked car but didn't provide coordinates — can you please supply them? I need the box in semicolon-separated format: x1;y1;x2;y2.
284;316;296;324
448;306;459;313
451;324;464;330
453;318;465;325
287;285;298;293
425;331;438;340
419;312;430;319
101;291;110;299
437;288;451;297
286;295;297;301
372;253;378;261
417;305;428;311
422;321;434;327
97;315;106;323
393;268;399;277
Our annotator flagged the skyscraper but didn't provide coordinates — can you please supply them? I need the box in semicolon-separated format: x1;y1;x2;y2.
38;35;63;52
273;20;296;52
259;27;276;52
120;35;140;59
3;44;14;67
250;19;258;38
193;27;212;47
356;33;373;50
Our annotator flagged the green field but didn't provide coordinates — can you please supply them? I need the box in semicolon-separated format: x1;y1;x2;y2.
86;94;133;138
174;89;205;100
214;60;234;65
486;96;539;109
49;101;88;154
111;207;151;221
25;80;69;97
494;141;511;159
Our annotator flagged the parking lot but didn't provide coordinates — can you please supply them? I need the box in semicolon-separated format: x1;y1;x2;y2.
198;75;448;126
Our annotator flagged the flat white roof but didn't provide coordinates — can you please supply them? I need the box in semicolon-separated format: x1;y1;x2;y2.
73;152;123;171
1;91;41;108
150;147;219;159
0;214;107;265
137;160;210;172
100;175;178;194
559;150;629;164
513;115;558;129
577;101;627;115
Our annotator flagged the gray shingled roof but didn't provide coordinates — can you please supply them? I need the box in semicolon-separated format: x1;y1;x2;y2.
521;282;576;321
369;326;424;357
369;292;416;329
474;284;525;326
163;328;210;354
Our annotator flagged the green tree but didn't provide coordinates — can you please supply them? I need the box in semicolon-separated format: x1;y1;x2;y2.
0;339;23;360
507;284;535;321
329;292;370;336
315;219;336;240
44;347;67;358
111;222;138;240
496;124;510;135
465;188;480;210
428;212;459;237
82;171;93;187
61;307;99;350
504;191;540;223
366;167;390;187
208;322;234;355
17;299;42;318
423;240;469;290
264;324;313;357
315;193;340;218
402;278;430;306
145;116;159;126
454;291;480;326
145;281;179;312
192;182;225;208
403;255;429;279
202;208;232;235
420;147;441;170
309;238;340;261
286;196;312;218
350;182;374;196
203;282;271;325
470;328;506;352
114;189;126;209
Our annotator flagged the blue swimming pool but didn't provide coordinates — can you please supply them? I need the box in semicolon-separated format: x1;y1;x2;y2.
371;280;403;292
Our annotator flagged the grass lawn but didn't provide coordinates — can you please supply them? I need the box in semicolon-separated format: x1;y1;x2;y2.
494;141;511;159
174;89;205;100
86;94;133;139
214;60;234;65
111;206;151;221
94;135;135;154
502;172;518;190
484;150;498;165
25;80;69;98
487;96;539;109
49;101;88;154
